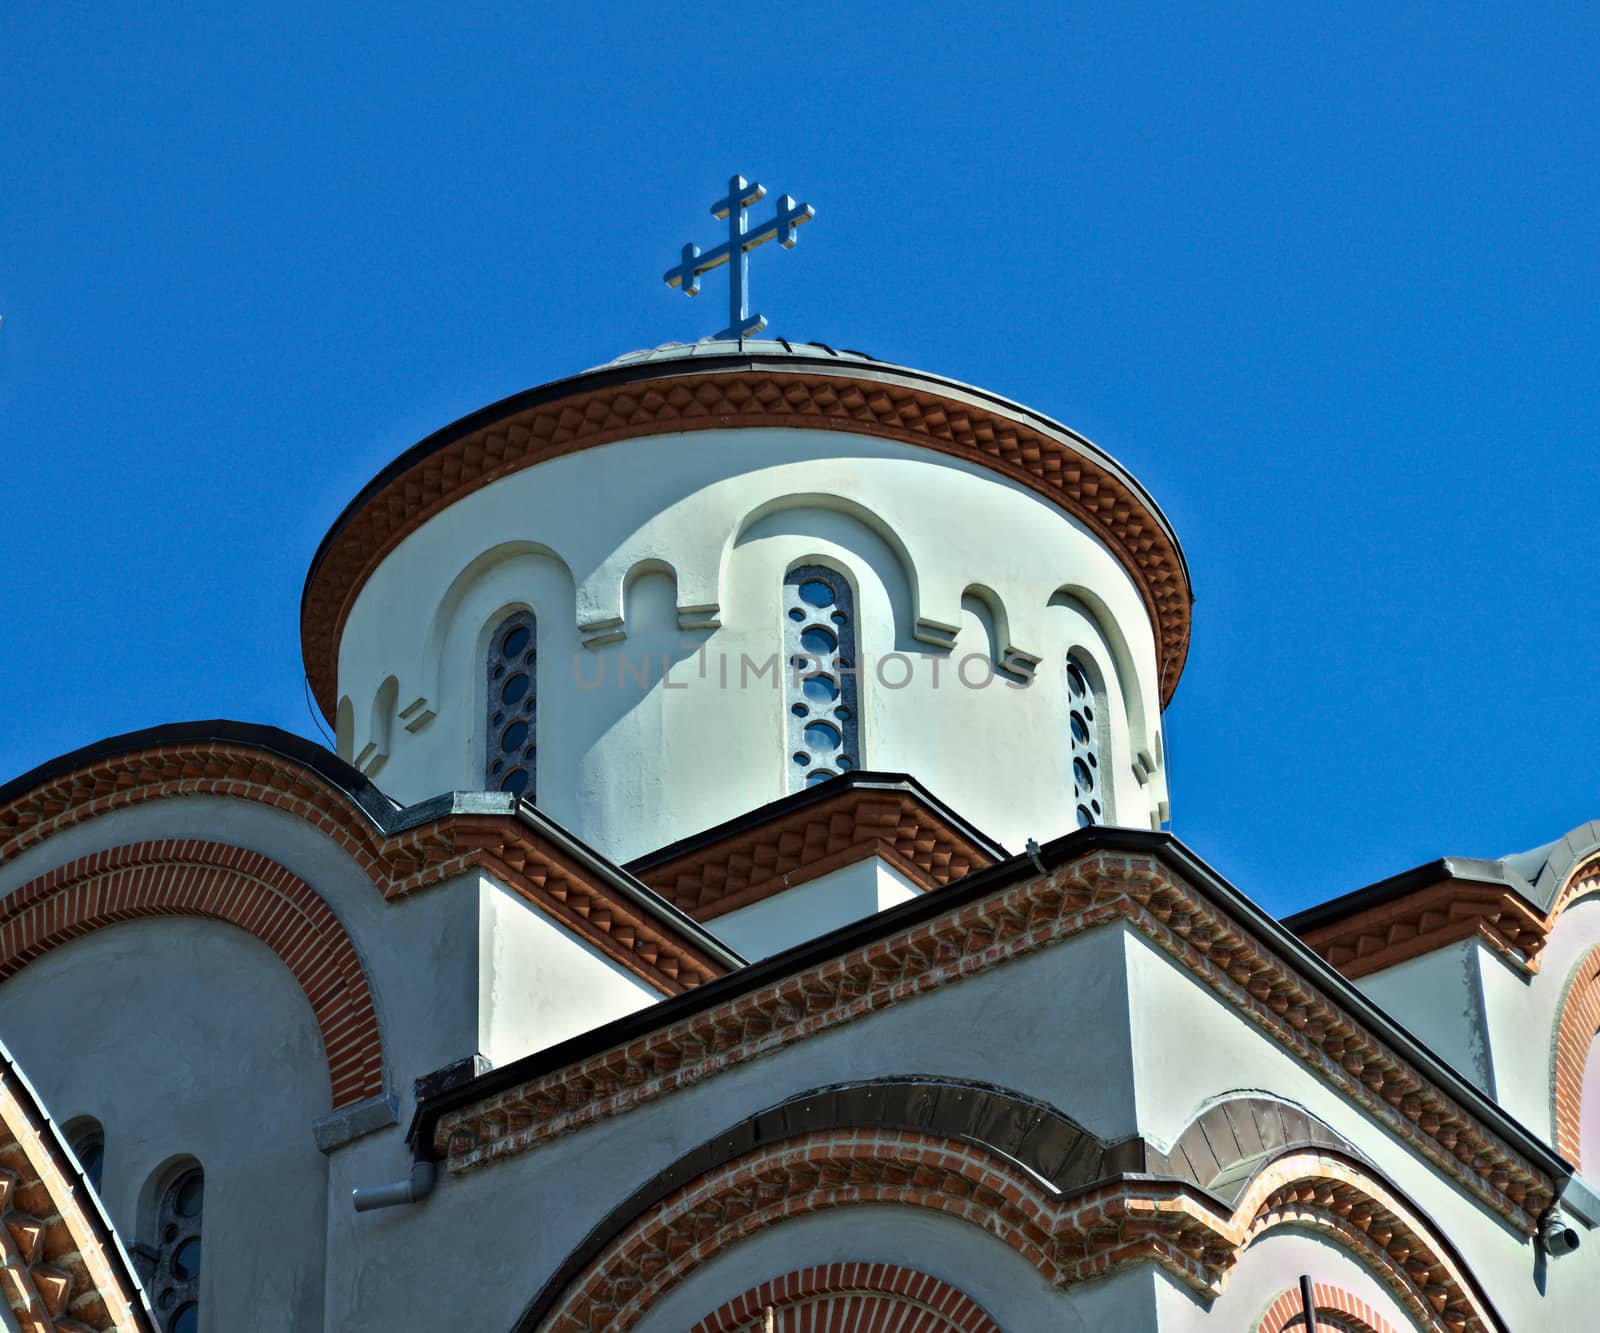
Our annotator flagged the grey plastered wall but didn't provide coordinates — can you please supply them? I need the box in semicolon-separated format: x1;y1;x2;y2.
0;918;331;1333
323;924;1140;1330
1354;939;1497;1097
1123;928;1597;1330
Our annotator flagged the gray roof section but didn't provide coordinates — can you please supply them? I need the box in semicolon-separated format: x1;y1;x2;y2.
1285;818;1600;934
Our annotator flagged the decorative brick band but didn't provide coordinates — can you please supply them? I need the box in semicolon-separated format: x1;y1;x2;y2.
533;1133;1497;1333
440;852;1555;1234
1256;1282;1400;1333
1297;848;1600;986
1552;939;1600;1172
300;364;1193;719
1296;881;1549;981
685;1263;1000;1333
0;1045;152;1332
0;741;726;997
632;786;998;921
0;841;384;1110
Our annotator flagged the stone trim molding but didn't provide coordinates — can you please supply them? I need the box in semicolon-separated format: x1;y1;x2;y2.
1256;1282;1401;1333
0;1041;153;1332
438;851;1556;1234
684;1263;1001;1333
530;1133;1499;1333
299;364;1194;718
0;841;385;1111
1295;849;1600;985
1552;939;1600;1171
631;785;1000;921
0;741;726;997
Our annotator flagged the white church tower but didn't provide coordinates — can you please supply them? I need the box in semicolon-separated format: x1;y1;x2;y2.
309;334;1190;946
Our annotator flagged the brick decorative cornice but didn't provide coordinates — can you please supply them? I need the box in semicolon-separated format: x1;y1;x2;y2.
300;365;1193;718
0;1050;152;1332
1;842;385;1110
1298;849;1600;984
631;786;998;921
1296;880;1549;980
438;851;1556;1235
534;1134;1497;1333
685;1264;1001;1333
0;743;725;997
1257;1282;1401;1333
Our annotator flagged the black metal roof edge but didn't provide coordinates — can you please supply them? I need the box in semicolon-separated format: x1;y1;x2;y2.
1281;856;1535;935
622;769;1010;874
408;823;1572;1191
0;719;398;828
510;799;747;972
299;347;1192;623
0;1034;158;1332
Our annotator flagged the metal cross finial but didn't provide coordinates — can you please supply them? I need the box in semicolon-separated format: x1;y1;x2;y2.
663;174;815;340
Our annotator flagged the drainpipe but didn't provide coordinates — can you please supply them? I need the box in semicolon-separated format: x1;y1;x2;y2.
352;1151;436;1213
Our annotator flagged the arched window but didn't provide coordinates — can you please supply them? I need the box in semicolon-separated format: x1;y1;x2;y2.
148;1165;203;1333
785;565;860;790
1067;653;1106;827
486;611;537;799
64;1117;104;1193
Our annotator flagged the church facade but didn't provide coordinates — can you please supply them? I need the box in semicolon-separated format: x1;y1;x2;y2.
1;339;1597;1331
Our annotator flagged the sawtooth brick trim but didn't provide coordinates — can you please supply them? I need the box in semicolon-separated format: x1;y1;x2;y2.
1296;850;1600;986
1552;938;1600;1172
685;1263;1001;1333
0;842;384;1111
533;1134;1498;1333
1256;1282;1402;1333
1548;851;1600;932
632;787;998;920
1296;882;1548;981
300;366;1193;719
0;1043;152;1332
0;742;725;997
439;852;1556;1234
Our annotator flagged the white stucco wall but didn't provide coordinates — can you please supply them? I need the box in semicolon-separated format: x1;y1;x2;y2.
708;859;922;960
0;918;331;1333
635;1206;1160;1332
335;426;1170;860
1124;927;1599;1331
1156;1229;1425;1330
1354;939;1496;1096
476;875;657;1068
322;924;1140;1329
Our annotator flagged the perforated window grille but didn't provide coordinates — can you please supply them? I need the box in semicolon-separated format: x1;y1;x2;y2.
486;612;537;799
784;566;860;790
1067;654;1105;827
150;1167;202;1333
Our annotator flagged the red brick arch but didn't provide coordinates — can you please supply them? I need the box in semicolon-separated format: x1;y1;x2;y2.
1257;1281;1405;1332
534;1133;1500;1333
687;1263;1000;1333
0;840;384;1109
1552;939;1600;1171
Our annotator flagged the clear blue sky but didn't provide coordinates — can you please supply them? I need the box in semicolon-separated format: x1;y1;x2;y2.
3;5;1595;915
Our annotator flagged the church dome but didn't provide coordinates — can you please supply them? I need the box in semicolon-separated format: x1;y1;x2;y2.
302;341;1191;860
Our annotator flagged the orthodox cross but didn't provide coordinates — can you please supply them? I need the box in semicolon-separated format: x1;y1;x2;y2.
663;175;815;340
